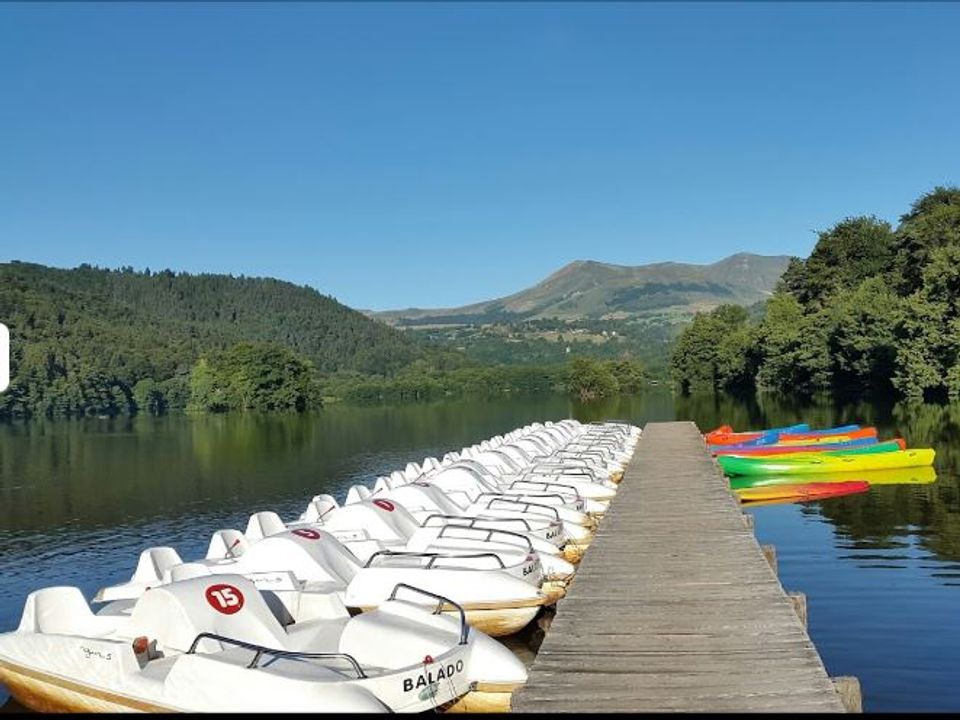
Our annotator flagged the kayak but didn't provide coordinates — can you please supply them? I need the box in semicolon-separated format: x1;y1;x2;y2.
719;449;936;477
737;480;870;504
708;436;879;453
704;423;809;445
737;480;870;502
705;423;809;438
777;424;862;437
714;439;905;457
730;465;937;490
707;425;871;448
772;427;878;445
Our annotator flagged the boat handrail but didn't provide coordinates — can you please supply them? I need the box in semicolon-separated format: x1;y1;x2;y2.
185;632;367;677
525;464;599;476
387;583;470;645
506;480;583;499
557;450;609;460
476;492;571;505
434;524;535;553
560;446;611;456
364;549;507;570
421;514;534;533
483;498;561;520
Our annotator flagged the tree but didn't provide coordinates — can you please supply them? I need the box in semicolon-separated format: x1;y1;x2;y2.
891;186;960;294
826;277;901;397
566;357;619;402
604;359;647;394
780;216;895;309
670;305;755;394
188;343;321;413
133;378;168;415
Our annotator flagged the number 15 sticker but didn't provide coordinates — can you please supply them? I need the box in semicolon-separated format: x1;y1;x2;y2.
0;324;8;392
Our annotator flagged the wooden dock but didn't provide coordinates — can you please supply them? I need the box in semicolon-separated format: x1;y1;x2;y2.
512;421;855;713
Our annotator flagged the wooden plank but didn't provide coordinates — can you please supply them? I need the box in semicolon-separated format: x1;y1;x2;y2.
511;421;849;713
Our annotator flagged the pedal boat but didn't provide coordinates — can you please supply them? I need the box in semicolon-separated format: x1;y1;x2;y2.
0;574;492;712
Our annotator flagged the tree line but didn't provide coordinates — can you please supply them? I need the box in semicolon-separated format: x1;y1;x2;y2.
670;186;960;401
0;262;650;418
0;262;426;418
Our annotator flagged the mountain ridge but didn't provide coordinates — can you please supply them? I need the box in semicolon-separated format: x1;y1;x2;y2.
372;252;792;326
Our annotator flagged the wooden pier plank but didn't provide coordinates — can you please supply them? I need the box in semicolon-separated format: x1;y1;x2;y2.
511;421;847;713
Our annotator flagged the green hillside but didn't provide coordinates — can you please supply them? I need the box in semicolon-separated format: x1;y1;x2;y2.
0;262;424;418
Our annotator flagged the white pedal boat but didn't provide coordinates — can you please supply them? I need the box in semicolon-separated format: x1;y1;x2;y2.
244;510;560;600
353;482;593;562
342;484;566;549
362;477;596;560
0;574;494;712
417;462;604;523
457;453;618;508
98;526;552;638
295;496;575;587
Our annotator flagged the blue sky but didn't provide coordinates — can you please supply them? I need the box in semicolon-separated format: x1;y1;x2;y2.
1;3;958;310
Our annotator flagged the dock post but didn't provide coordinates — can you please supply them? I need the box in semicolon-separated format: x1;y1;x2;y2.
761;543;778;574
788;591;808;628
831;676;863;713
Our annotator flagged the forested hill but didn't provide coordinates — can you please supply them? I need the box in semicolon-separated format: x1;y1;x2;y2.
670;186;960;402
0;262;424;417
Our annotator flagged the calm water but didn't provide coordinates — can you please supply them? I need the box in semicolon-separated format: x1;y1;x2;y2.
2;392;960;711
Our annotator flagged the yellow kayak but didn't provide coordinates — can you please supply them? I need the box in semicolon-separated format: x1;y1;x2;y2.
719;449;936;476
773;434;867;447
731;465;937;490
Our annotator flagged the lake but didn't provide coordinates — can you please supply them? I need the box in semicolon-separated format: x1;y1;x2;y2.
2;392;959;711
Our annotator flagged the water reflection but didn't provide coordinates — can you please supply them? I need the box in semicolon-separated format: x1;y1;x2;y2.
3;391;960;711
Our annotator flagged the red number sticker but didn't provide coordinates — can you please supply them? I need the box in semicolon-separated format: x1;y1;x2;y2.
373;499;395;512
292;528;321;540
205;583;244;615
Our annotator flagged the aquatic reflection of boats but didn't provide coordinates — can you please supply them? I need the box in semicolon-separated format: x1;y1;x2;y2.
731;466;938;491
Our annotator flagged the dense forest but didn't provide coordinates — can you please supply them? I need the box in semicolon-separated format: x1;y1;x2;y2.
0;262;649;418
670;186;960;402
0;262;431;418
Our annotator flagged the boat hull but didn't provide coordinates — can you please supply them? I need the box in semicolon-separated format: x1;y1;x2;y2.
0;658;172;713
355;599;547;638
561;542;589;564
442;682;521;713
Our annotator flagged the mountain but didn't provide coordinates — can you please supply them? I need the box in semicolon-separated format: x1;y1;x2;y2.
373;253;793;326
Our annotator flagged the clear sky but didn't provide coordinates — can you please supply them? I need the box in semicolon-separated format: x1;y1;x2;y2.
1;2;958;310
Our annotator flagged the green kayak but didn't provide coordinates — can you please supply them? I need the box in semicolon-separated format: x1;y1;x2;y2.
729;465;938;490
718;449;936;476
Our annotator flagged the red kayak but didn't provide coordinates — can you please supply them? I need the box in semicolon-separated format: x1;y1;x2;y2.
738;480;870;505
706;431;764;445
